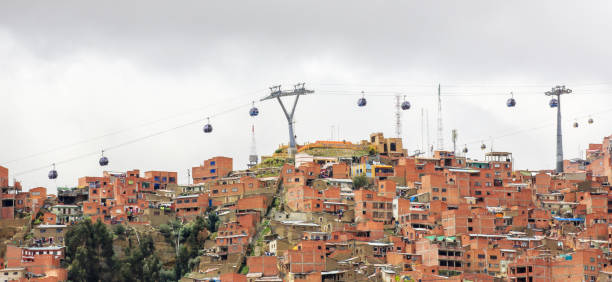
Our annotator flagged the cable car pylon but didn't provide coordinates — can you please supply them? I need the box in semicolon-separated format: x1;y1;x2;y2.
545;85;572;173
260;83;314;158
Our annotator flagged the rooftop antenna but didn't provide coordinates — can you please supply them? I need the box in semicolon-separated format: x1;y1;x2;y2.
437;84;444;150
395;94;402;138
248;124;258;168
420;108;425;153
426;109;431;156
545;85;572;173
452;129;458;154
261;83;314;158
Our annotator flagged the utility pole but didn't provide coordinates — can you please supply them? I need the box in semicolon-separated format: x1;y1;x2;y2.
261;83;314;158
187;169;191;185
545;85;572;174
437;84;444;150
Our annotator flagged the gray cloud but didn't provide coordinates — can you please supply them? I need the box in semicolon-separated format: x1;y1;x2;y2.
1;0;611;191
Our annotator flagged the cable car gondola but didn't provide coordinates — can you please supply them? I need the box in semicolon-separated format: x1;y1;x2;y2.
506;92;516;107
573;121;579;128
249;101;259;117
462;145;468;154
203;117;213;133
401;95;411;110
588;117;594;124
481;143;486;150
99;150;108;166
48;164;58;180
549;98;558;108
357;91;367;107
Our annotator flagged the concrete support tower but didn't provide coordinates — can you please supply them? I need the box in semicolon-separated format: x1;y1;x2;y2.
545;85;572;174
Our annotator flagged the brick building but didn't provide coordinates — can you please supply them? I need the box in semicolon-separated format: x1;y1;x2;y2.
354;189;393;223
192;156;233;184
174;193;210;217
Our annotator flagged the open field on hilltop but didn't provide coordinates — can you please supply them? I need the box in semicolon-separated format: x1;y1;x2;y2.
301;147;369;158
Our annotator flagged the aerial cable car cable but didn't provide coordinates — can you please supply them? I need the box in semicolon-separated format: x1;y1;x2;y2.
317;89;610;97
13;102;252;177
10;87;612;178
461;107;612;146
3;88;268;166
314;81;612;88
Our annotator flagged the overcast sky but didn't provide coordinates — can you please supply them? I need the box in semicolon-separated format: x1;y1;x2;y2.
1;1;612;192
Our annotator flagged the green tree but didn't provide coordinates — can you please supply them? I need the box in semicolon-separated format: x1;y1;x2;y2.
174;245;190;279
65;219;117;282
353;174;368;189
120;234;162;282
205;213;219;233
113;224;126;237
